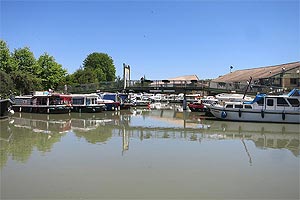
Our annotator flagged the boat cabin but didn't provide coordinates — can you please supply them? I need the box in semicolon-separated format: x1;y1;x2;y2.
71;94;98;106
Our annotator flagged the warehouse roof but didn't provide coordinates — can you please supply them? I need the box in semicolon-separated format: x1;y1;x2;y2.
213;62;300;83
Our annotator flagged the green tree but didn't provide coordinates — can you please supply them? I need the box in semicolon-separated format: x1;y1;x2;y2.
83;52;116;81
73;68;98;84
11;71;42;95
12;47;41;75
38;53;67;90
0;70;14;98
0;40;17;73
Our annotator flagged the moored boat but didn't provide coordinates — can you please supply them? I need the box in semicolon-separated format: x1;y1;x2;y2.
71;93;105;113
97;93;121;111
0;99;14;119
188;100;208;112
12;91;72;114
209;89;300;123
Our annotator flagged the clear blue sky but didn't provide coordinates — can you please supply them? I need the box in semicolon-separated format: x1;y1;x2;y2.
1;0;299;80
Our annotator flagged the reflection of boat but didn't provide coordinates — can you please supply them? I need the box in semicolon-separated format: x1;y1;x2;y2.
209;91;300;123
11;112;71;134
71;94;105;113
205;120;300;156
1;113;68;168
70;113;114;131
0;99;13;119
12;92;72;114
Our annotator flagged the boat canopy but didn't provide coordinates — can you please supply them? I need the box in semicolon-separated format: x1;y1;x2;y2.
287;88;300;97
243;94;266;104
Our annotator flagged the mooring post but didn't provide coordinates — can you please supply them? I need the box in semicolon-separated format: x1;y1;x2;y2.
183;91;187;110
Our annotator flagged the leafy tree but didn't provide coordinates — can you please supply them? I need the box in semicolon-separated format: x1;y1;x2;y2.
12;47;41;76
11;71;42;95
0;40;17;73
0;70;14;98
37;53;67;90
73;68;98;84
83;52;116;81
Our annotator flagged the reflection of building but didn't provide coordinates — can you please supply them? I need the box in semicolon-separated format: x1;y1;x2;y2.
212;62;300;91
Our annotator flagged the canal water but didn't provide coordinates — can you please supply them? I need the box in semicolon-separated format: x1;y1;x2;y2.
1;108;299;199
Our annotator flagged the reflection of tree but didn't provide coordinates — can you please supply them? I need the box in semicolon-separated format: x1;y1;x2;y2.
0;123;64;169
73;125;112;144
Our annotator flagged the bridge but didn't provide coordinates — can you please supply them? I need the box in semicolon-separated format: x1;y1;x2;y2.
61;79;277;95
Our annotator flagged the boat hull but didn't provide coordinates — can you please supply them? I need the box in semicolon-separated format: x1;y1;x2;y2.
71;105;104;113
210;106;300;124
0;99;13;119
12;105;71;114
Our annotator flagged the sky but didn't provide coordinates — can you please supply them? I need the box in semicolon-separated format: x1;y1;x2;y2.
1;0;299;80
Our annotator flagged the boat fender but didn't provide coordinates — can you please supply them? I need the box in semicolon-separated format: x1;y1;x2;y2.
261;110;264;118
238;109;242;118
221;111;227;118
282;111;285;120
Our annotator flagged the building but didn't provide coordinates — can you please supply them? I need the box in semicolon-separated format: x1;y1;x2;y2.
211;62;300;92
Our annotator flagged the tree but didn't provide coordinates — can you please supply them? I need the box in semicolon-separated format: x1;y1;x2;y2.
0;40;17;73
83;52;116;81
12;47;41;76
37;53;67;90
11;71;42;95
0;70;14;98
72;68;98;84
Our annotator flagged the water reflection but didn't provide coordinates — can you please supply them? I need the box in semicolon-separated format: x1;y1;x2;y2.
0;114;69;169
206;120;300;157
1;109;299;168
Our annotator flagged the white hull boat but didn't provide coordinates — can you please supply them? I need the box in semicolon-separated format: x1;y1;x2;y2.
209;89;300;124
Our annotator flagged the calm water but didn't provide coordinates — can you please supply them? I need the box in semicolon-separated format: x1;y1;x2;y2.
1;108;299;199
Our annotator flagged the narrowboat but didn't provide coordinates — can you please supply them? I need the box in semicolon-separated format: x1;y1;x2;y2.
71;94;105;113
12;91;72;114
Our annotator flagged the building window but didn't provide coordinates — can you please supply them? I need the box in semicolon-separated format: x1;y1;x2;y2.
290;78;297;85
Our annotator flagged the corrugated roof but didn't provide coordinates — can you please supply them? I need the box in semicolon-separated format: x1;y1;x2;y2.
167;75;199;81
213;62;300;83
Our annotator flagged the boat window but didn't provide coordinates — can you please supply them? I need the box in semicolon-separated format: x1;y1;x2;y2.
267;99;273;106
287;99;300;107
86;99;91;105
72;98;84;105
235;105;243;108
257;98;264;106
37;97;48;105
244;105;252;109
225;104;233;108
277;97;289;107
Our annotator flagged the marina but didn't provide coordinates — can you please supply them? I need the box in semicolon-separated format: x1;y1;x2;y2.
1;1;299;199
1;109;299;199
